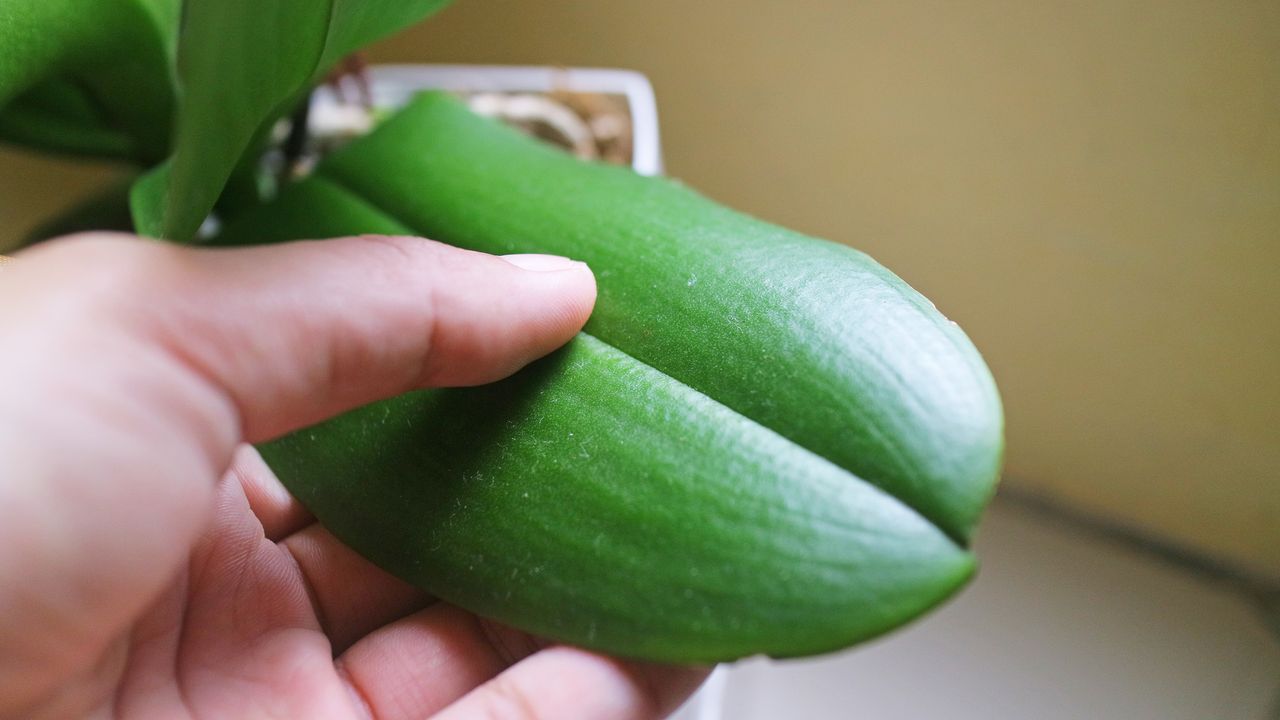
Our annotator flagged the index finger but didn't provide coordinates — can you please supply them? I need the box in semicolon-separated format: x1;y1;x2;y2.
432;646;709;720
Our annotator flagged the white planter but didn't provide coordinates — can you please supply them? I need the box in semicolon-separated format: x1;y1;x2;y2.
309;64;664;176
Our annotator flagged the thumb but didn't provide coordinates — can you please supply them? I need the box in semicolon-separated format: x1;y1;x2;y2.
0;233;595;709
4;233;597;440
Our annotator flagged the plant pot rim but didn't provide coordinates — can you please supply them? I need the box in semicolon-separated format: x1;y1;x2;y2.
311;63;663;176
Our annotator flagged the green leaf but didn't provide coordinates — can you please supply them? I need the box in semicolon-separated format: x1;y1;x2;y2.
261;334;974;662
0;0;177;162
216;94;1003;660
128;162;170;239
317;93;1004;542
135;0;452;241
0;80;137;160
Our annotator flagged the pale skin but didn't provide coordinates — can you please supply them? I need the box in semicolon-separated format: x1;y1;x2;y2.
0;233;708;719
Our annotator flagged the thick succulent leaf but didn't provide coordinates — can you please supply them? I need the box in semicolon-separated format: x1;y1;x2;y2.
260;334;973;662
216;95;1002;660
314;93;1004;542
0;0;177;161
132;0;452;242
215;174;415;240
0;0;166;104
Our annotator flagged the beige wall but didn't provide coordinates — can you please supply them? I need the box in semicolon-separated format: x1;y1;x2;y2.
2;1;1276;576
0;153;124;250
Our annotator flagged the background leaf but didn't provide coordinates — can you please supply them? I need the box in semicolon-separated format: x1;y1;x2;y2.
0;80;137;160
0;0;177;162
136;0;452;241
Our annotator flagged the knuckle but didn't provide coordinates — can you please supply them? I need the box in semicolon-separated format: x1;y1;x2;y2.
344;233;438;263
338;234;483;276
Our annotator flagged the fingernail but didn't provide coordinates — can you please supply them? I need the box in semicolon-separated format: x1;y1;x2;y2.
501;253;583;272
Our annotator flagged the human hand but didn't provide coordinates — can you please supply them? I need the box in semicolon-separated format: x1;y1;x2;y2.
0;234;708;719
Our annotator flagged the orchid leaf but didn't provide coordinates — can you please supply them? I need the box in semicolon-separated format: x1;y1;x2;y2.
210;95;1002;661
133;0;453;242
0;0;177;162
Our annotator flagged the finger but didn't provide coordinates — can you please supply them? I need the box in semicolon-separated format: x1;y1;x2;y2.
151;470;363;720
336;604;543;720
230;445;312;541
281;524;432;654
76;234;596;441
0;233;594;712
433;647;710;720
233;443;430;650
235;444;429;651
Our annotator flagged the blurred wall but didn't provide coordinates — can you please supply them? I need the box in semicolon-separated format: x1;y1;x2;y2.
0;153;124;250
2;1;1276;576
